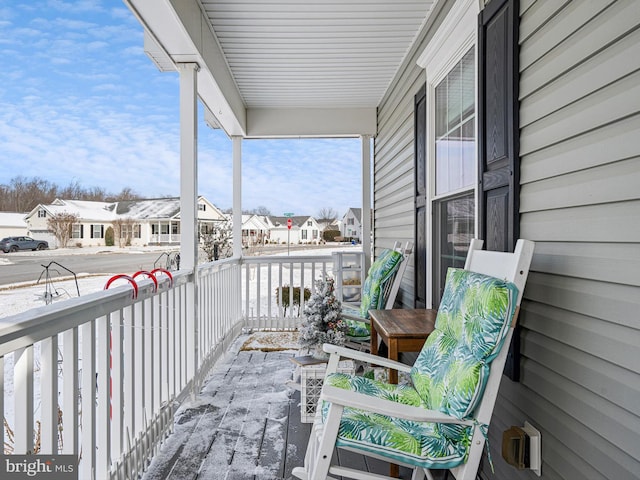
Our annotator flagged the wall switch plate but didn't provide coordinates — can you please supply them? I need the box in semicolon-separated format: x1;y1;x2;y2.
523;421;541;476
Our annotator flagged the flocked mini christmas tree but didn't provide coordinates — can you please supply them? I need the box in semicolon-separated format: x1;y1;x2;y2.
299;277;348;352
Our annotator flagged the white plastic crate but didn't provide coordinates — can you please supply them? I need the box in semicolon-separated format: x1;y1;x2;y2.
299;361;354;423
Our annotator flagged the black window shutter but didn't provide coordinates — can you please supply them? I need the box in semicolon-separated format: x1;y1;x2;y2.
90;225;94;239
100;225;104;239
414;83;427;309
478;0;521;380
80;225;84;238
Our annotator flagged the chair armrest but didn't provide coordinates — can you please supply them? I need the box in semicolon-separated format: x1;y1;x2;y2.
341;312;371;324
322;343;412;373
342;301;361;309
321;385;473;426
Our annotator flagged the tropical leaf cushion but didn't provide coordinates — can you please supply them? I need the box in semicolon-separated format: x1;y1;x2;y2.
343;249;404;338
410;268;518;418
322;268;518;468
323;373;472;469
342;305;371;338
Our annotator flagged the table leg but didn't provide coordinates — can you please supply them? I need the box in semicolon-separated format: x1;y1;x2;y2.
388;339;399;385
371;324;378;356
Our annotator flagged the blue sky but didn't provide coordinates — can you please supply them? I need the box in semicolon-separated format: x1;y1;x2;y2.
0;1;363;218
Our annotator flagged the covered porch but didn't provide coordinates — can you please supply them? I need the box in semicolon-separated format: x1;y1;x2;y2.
1;1;638;480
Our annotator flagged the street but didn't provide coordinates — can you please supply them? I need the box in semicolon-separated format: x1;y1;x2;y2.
0;243;355;287
0;250;172;287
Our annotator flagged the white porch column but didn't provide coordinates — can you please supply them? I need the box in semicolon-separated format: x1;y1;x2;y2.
361;134;372;271
178;62;199;384
178;62;200;268
232;136;243;258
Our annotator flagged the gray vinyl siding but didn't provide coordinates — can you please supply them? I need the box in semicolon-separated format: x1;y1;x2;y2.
484;1;640;479
375;0;454;309
375;0;640;478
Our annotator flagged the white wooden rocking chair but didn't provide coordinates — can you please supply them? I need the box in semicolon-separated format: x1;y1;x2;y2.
293;238;535;480
341;241;413;347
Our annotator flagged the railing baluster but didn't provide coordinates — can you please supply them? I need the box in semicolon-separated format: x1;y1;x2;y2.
300;261;306;321
123;305;134;448
134;301;144;435
144;298;153;428
244;263;251;329
62;327;78;456
14;346;34;454
267;263;272;327
80;320;96;479
40;335;58;454
112;310;123;461
96;314;111;475
160;289;168;404
256;262;261;326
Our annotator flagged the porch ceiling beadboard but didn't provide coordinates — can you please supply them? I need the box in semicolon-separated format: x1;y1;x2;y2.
125;0;436;137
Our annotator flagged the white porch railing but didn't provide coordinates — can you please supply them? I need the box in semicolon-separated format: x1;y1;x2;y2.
149;234;180;244
241;254;335;330
0;258;242;480
0;251;359;480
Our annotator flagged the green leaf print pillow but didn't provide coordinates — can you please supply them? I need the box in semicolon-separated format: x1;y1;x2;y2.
359;249;403;318
410;268;518;419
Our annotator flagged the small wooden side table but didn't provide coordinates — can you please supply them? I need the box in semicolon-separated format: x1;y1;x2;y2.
369;308;437;384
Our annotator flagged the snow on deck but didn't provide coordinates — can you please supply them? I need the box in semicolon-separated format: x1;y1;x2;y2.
140;335;424;480
141;335;306;480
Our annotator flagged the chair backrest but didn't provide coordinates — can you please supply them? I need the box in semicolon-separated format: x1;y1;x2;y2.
464;238;533;305
382;241;413;310
359;241;413;318
409;239;533;442
409;268;520;417
451;239;535;479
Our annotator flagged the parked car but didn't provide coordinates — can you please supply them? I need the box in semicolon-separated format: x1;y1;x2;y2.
0;236;49;253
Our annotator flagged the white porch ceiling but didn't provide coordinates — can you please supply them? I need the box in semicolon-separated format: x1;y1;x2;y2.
126;0;436;137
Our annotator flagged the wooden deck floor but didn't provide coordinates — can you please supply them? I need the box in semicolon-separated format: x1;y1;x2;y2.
141;336;438;480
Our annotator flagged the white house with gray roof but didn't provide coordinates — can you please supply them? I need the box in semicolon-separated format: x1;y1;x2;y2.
267;215;321;245
341;208;362;241
24;197;226;248
0;212;29;239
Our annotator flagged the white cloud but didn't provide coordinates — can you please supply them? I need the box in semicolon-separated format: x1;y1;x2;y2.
0;0;362;217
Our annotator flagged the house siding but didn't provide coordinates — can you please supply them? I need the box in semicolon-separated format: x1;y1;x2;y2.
485;1;640;479
375;0;454;309
375;0;640;478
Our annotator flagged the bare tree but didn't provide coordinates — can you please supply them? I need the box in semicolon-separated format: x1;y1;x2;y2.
113;187;140;201
112;217;135;247
200;218;233;262
241;205;271;215
0;176;142;212
316;207;338;223
47;212;80;248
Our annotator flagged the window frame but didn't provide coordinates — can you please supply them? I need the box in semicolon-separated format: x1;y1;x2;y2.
71;224;83;239
417;0;479;308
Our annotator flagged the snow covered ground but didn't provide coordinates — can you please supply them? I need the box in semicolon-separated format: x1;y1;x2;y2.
0;244;360;320
0;274;113;320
